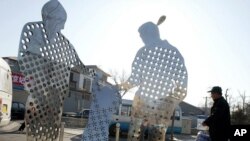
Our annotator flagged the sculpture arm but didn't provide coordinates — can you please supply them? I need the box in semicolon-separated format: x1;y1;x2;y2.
119;48;144;90
67;43;92;75
170;50;188;100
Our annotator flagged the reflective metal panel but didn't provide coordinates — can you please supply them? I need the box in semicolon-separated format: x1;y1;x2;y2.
17;1;92;140
82;77;120;141
127;22;188;141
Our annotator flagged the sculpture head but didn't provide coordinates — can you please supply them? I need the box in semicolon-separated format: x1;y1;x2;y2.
42;0;67;40
138;22;161;46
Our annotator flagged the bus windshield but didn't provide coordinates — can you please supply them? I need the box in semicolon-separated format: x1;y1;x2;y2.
110;99;183;134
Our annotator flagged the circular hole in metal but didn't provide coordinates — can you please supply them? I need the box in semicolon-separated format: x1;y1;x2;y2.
30;102;34;106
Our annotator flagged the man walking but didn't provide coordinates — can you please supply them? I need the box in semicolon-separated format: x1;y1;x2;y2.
203;86;231;141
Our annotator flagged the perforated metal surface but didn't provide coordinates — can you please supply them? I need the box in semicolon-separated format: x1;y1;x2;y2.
127;23;188;141
82;77;120;141
18;53;69;141
17;1;92;140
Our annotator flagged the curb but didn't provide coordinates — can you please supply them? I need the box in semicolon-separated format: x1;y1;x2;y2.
0;121;21;133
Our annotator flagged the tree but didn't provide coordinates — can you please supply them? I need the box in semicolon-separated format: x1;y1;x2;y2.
238;90;247;114
231;90;250;125
231;104;248;124
109;69;129;97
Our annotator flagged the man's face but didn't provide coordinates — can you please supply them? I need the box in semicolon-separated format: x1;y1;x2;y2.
211;93;216;100
211;92;220;100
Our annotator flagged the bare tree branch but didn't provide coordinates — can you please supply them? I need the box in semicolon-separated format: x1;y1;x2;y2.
238;90;246;113
109;69;130;97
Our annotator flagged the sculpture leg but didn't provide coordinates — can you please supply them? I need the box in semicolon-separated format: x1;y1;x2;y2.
127;118;143;141
19;54;69;141
148;125;166;141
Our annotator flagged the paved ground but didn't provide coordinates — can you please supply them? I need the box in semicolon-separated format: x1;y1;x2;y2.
0;121;197;141
0;133;196;141
0;132;82;141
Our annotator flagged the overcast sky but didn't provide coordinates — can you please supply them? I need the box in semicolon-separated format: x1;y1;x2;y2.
1;0;250;106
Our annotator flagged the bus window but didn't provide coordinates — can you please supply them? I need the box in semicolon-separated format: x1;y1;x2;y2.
170;109;181;120
120;105;131;116
2;104;8;113
175;110;181;120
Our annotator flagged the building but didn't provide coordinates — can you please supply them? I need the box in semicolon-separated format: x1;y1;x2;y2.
180;101;205;116
3;57;113;113
63;66;93;112
63;65;112;112
179;101;205;128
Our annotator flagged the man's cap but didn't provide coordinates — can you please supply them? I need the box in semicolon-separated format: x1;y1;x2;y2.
208;86;222;95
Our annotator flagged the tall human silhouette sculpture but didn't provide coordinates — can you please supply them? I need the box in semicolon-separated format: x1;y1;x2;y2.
121;17;188;141
17;0;92;140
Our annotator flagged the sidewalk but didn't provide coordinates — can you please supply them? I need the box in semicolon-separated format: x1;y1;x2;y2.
0;120;22;133
64;128;83;135
0;121;83;135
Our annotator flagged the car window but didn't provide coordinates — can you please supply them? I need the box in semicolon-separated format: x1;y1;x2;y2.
84;110;89;115
19;103;25;110
12;103;18;109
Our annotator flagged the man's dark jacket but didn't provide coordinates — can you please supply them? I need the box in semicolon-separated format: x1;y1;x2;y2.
203;97;231;141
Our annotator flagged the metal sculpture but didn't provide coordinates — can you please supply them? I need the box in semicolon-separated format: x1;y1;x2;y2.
17;0;92;140
82;75;121;141
121;19;188;141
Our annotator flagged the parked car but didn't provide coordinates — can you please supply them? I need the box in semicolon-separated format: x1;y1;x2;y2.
78;109;90;118
11;101;25;120
62;109;90;118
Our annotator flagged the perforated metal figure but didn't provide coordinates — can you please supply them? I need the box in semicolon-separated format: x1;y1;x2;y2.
17;0;91;140
121;21;188;141
82;75;121;141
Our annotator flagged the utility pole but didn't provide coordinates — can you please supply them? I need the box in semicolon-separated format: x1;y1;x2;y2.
204;96;208;116
225;88;229;102
170;110;176;141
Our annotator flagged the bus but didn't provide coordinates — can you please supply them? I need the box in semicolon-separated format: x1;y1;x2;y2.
0;57;12;126
109;99;182;136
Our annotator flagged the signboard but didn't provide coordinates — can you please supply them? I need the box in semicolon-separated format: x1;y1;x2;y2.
12;72;25;86
12;72;27;90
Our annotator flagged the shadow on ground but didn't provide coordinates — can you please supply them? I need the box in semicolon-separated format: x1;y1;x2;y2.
70;134;82;141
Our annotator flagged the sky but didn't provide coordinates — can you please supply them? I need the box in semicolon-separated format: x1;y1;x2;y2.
0;0;250;107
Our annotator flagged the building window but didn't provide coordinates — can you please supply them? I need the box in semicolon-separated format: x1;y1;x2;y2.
83;78;92;92
84;94;90;101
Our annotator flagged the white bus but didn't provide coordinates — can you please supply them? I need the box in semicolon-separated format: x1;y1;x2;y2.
0;57;12;126
109;99;182;135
